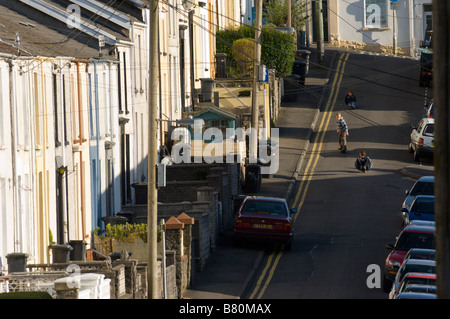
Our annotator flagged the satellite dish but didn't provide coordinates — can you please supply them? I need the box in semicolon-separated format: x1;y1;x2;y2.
182;0;194;10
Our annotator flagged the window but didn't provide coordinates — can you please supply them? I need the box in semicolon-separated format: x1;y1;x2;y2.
62;74;68;145
365;0;388;28
88;73;96;139
53;73;60;146
423;124;434;137
209;119;230;137
34;72;43;148
0;68;4;147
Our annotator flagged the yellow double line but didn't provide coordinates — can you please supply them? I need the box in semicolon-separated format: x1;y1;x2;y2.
248;52;350;299
291;52;349;216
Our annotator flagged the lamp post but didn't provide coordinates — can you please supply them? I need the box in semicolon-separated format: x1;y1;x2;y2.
147;0;159;299
390;0;398;55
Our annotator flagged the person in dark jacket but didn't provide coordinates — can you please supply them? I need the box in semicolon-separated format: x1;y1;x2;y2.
336;113;348;153
345;89;357;109
355;150;373;173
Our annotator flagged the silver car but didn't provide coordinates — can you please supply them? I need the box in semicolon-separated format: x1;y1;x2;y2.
409;118;434;161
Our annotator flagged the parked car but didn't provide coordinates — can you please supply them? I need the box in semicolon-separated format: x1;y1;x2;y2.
394;292;436;299
401;195;434;226
390;272;436;299
383;225;435;292
409;220;435;227
401;176;434;212
388;259;436;299
409;118;434;161
233;196;297;250
402;284;436;295
403;248;435;263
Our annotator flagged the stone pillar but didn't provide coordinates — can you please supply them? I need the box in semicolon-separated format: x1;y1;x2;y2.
54;276;81;299
196;186;219;250
165;216;184;298
177;213;195;288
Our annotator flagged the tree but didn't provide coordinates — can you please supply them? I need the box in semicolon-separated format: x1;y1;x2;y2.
264;0;309;34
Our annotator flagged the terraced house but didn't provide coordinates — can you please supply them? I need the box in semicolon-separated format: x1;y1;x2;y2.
0;0;260;269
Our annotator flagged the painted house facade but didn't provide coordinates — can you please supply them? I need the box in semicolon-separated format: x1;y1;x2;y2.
313;0;433;57
0;0;146;265
1;0;257;268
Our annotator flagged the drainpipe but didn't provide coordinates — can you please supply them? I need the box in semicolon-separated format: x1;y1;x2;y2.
39;58;50;251
93;62;101;229
109;61;116;216
9;58;20;252
59;59;69;243
76;61;86;240
189;10;195;111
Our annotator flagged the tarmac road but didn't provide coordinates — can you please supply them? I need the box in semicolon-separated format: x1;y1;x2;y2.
184;46;434;300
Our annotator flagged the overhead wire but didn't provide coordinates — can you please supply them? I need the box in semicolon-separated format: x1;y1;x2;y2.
1;0;428;120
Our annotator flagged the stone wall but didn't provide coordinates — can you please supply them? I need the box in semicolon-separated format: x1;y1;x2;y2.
329;34;411;56
158;163;241;231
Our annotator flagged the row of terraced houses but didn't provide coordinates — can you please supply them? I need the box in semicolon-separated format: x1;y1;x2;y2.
0;0;433;267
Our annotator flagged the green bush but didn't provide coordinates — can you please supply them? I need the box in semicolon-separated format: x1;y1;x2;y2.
95;222;161;243
216;25;295;77
232;38;254;78
0;291;53;299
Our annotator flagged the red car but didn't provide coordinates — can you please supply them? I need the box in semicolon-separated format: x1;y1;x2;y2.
233;196;297;250
390;272;436;299
383;225;435;292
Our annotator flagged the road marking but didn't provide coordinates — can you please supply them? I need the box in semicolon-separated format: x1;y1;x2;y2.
248;248;283;299
248;52;350;299
293;52;349;215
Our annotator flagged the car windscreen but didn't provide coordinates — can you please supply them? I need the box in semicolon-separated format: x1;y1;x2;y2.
410;182;434;196
396;232;435;251
399;278;436;294
411;198;434;213
409;251;435;260
397;264;436;282
241;201;287;217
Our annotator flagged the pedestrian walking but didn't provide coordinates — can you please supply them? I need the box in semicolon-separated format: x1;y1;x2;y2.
355;150;373;173
336;113;348;153
345;89;357;109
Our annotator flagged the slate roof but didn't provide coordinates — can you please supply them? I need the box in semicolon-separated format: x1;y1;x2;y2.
0;0;144;59
0;2;101;58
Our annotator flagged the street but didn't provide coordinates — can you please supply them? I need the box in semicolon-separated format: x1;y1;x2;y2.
244;49;433;299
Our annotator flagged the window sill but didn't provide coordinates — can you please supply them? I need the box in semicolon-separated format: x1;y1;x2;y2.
362;27;390;31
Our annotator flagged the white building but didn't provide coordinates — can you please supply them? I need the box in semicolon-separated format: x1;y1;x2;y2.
315;0;433;57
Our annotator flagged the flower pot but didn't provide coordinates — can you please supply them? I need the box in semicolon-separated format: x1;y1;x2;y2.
49;244;73;263
6;252;29;273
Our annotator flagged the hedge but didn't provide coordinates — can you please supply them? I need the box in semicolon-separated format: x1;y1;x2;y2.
216;25;295;77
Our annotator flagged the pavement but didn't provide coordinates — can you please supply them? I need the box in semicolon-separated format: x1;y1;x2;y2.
182;46;434;300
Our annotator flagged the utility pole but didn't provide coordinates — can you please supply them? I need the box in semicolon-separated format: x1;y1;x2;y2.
250;0;262;163
147;0;159;299
391;1;397;55
189;10;195;111
314;0;324;64
287;0;291;27
433;0;450;299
